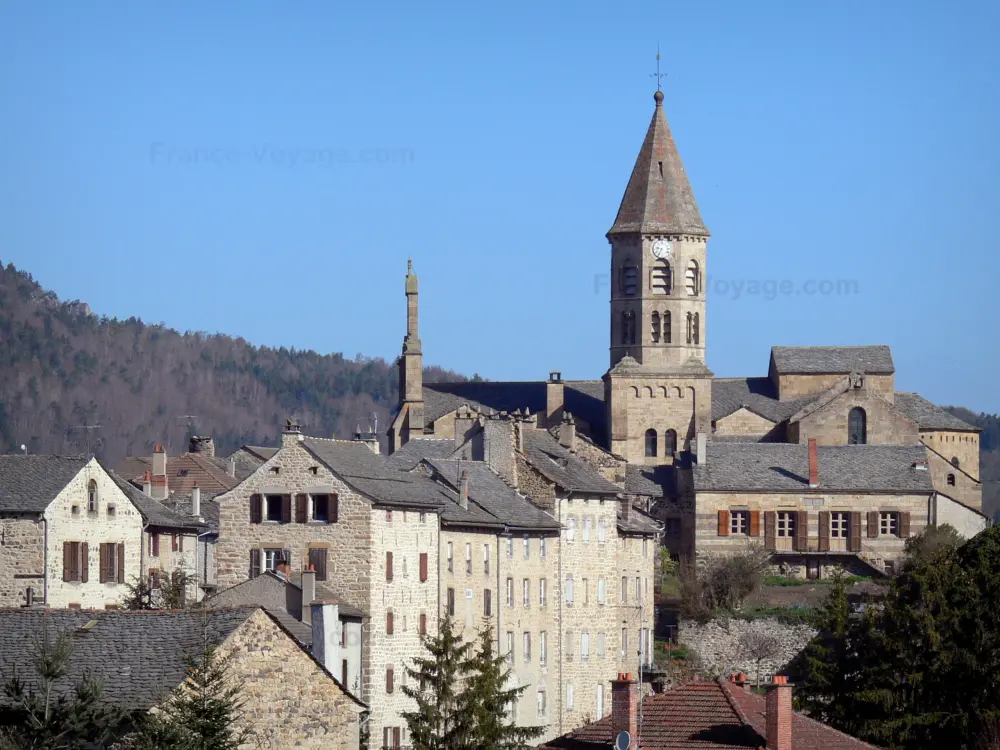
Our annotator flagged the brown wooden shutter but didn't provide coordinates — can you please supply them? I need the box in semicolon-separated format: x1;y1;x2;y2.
99;543;109;583
383;728;390;749
80;543;89;583
152;533;160;556
117;543;126;583
250;494;263;524
899;512;911;538
386;667;394;694
386;551;393;581
387;610;394;635
171;534;178;552
250;548;262;578
178;535;183;553
749;511;761;537
295;494;308;523
63;542;72;582
717;510;730;537
764;512;776;551
794;511;808;552
419;613;427;635
867;511;879;538
447;587;455;615
848;512;862;552
341;659;348;686
331;494;339;523
484;589;492;617
281;495;292;523
309;548;328;581
419;552;428;582
818;511;830;552
393;727;400;748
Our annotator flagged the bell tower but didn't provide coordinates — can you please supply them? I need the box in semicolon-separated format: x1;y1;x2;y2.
388;260;424;454
603;90;713;464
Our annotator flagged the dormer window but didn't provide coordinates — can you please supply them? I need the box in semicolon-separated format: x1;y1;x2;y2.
87;480;98;513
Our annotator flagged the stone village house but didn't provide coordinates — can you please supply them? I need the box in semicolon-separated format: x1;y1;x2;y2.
0;607;365;750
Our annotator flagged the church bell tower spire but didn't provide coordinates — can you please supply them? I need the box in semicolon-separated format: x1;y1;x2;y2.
389;259;424;453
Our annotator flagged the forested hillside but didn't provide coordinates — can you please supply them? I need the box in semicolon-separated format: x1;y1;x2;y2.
0;263;464;463
944;407;1000;512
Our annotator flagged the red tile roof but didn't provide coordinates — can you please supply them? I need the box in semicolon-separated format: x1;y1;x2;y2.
536;678;878;750
119;453;238;495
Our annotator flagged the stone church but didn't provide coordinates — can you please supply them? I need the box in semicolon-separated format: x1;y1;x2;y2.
389;89;986;577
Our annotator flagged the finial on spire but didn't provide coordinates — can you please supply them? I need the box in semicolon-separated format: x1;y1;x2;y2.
407;258;413;274
650;44;666;100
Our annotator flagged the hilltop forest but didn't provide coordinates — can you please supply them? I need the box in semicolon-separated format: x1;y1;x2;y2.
0;262;464;463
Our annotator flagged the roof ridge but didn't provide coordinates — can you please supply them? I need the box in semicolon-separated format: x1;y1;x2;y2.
716;677;760;731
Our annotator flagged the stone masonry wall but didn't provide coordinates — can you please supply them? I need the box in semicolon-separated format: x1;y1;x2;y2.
793;388;918;446
777;373;894;402
142;529;198;602
679;618;816;683
923;431;981;481
925;447;982;511
0;517;44;607
45;459;144;609
713;408;777;439
219;608;362;750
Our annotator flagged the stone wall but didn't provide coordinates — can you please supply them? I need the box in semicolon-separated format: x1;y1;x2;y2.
776;373;894;402
934;492;988;539
925;446;982;511
0;517;44;606
713;408;777;439
219;608;362;750
922;430;980;479
791;387;918;446
142;529;198;602
679;617;816;681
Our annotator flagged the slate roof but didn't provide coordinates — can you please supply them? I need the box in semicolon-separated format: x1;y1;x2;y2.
770;346;895;375
241;445;280;462
624;464;677;496
0;455;90;513
894;392;979;431
386;438;456;470
607;90;709;237
303;438;452;509
711;377;814;423
164;489;222;532
425;459;560;531
694;442;934;494
107;470;203;531
537;678;876;750
617;508;662;535
0;608;255;711
520;430;621;495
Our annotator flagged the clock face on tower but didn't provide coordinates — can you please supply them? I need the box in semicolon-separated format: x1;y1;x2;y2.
651;239;672;259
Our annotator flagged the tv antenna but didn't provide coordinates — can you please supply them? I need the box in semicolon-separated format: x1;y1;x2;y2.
69;424;103;455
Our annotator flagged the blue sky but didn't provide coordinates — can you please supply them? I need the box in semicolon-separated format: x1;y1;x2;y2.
1;0;998;412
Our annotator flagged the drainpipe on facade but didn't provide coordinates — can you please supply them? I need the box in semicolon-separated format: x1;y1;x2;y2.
42;518;48;605
557;494;564;736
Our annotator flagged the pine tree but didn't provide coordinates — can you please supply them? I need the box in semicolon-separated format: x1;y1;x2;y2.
460;622;544;750
795;573;854;725
400;614;473;750
121;572;192;611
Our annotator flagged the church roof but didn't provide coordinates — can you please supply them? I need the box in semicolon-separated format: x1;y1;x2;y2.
711;377;814;424
607;90;709;237
894;392;980;432
770;346;895;375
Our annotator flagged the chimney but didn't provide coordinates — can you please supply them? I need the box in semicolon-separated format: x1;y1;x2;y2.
808;438;819;488
310;601;342;676
766;676;793;750
558;413;576;451
301;566;317;626
142;469;152;496
484;413;517;486
151;446;169;501
546;372;564;428
730;672;752;693
459;470;469;510
282;419;304;448
189;436;216;457
354;431;381;455
191;485;201;519
696;432;707;465
611;672;639;749
227;455;236;477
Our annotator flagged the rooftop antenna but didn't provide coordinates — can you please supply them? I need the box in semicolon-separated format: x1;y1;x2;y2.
175;415;199;453
69;424;103;455
650;44;666;92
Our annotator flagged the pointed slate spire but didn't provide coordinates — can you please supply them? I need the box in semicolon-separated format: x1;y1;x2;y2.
608;91;709;237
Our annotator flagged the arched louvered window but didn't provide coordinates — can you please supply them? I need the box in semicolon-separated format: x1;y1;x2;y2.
87;480;98;513
621;265;638;297
947;473;956;486
685;260;701;296
651;312;661;343
644;429;658;458
621;311;637;346
665;429;677;457
652;260;671;295
693;312;700;345
663;311;671;344
686;312;693;344
848;407;867;445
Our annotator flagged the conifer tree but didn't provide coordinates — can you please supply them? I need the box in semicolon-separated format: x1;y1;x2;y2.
795;573;854;725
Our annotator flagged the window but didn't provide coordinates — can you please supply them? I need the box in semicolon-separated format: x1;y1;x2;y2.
466;543;472;575
635;576;642;603
693;312;700;345
386;509;392;522
621;264;638;296
730;510;749;535
382;727;402;749
386;666;394;694
640;627;649;664
643;538;649;557
848;407;867;445
447;587;455;616
651;311;661;343
418;551;428;582
565;630;574;660
312;494;332;522
386;609;394;635
581;632;590;661
596;684;605;719
523;578;530;608
523;535;530;560
597;520;606;544
484;588;492;617
537;689;547;718
644;429;658;458
947;473;956;486
99;542;123;584
582;577;589;605
565;576;574;605
686;312;693;344
567;518;576;543
879;511;899;536
597;577;606;604
506;537;514;558
831;512;850;539
420;511;426;524
506;632;514;663
483;543;490;574
665;429;677;457
523;632;531;663
309;548;329;581
62;541;88;582
265;495;284;522
419;612;427;635
583;518;591;544
263;548;288;574
652;259;671;294
506;578;513;608
445;542;453;573
662;310;672;343
148;533;159;557
685;259;700;296
386;551;393;582
540;631;547;664
539;578;547;607
87;480;98;513
598;632;606;658
777;512;796;538
621;628;628;656
621;576;628;604
566;683;575;711
621;310;637;345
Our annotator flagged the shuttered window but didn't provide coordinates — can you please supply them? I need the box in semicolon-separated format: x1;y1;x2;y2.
386;666;394;694
419;552;428;582
447;587;455;616
386;610;394;635
249;494;263;524
386;552;393;582
419;613;427;635
308;548;328;581
484;589;492;617
62;542;88;582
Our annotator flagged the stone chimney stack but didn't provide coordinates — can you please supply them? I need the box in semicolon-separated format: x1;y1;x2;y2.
142;469;152;496
611;672;639;749
301;566;317;626
766;676;793;750
546;371;564;428
558;413;576;451
189;436;215;457
151;445;168;500
484;413;517;487
282;419;304;448
227;455;236;477
459;470;469;510
808;438;819;488
191;485;201;519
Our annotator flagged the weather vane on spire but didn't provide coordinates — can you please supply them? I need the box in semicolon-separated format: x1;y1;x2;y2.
650;44;666;91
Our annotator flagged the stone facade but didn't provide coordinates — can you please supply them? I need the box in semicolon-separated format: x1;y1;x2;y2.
923;430;981;480
218;608;363;750
713;408;777;439
925;446;982;511
141;528;198;600
679;618;816;682
0;517;44;606
774;372;894;402
933;492;988;539
789;387;918;447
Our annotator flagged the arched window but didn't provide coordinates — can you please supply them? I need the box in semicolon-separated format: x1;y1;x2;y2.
621;311;637;346
644;429;657;458
947;473;956;487
652;260;671;295
664;429;677;457
663;311;671;344
848;407;867;445
685;260;701;296
651;312;661;343
87;480;98;513
693;312;700;345
621;265;638;297
951;456;961;468
686;312;693;344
